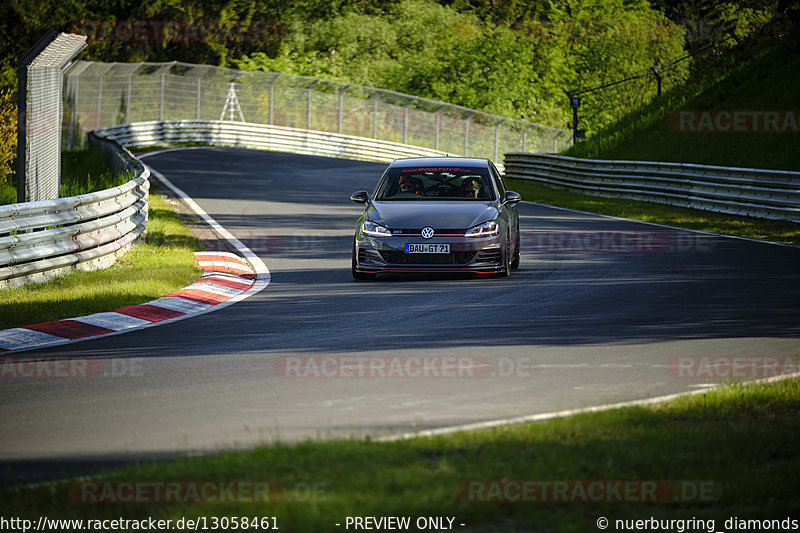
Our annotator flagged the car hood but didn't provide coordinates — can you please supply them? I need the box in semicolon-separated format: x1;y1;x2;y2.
368;201;497;230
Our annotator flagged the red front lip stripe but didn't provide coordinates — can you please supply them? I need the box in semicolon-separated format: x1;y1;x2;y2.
357;268;502;274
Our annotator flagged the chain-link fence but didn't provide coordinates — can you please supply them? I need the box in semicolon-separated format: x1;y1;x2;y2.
18;31;86;202
64;61;570;160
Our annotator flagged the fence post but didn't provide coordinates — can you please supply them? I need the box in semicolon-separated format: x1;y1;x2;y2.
403;99;412;145
159;71;165;121
435;107;443;151
97;63;114;130
494;118;505;162
126;72;132;123
268;73;280;125
463;113;473;156
337;84;350;134
372;92;379;139
522;124;533;153
307;79;319;131
196;77;201;120
553;130;567;153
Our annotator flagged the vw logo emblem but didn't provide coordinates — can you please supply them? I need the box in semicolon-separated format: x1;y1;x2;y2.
421;227;435;239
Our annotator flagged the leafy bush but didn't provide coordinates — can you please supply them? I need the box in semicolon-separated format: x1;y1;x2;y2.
236;0;688;133
0;88;15;192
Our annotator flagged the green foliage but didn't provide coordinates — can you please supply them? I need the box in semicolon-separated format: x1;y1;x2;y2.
566;23;800;171
1;0;793;145
236;0;688;131
60;146;132;198
0;88;15;191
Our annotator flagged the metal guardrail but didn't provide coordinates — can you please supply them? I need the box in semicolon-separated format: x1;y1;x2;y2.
504;153;800;222
94;120;457;164
0;135;149;289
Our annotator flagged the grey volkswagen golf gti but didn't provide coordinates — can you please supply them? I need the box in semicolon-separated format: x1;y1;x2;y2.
350;157;522;280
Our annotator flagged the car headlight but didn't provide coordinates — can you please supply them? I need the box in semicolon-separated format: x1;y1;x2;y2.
465;220;499;237
361;220;392;237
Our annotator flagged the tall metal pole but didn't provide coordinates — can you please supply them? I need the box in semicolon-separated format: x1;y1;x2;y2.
566;91;580;147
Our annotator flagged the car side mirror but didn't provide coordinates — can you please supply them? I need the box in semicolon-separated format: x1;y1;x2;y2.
503;190;522;206
350;190;370;204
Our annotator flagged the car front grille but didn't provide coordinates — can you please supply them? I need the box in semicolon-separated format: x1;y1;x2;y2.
380;251;476;265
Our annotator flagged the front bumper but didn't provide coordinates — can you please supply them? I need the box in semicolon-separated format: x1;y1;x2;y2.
354;233;505;274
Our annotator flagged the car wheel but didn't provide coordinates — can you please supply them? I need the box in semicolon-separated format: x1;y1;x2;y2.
501;233;512;277
352;244;376;281
510;230;520;270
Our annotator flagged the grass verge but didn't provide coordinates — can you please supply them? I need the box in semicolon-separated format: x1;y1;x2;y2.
507;177;800;246
0;193;203;330
3;378;798;531
565;33;800;171
1;147;134;206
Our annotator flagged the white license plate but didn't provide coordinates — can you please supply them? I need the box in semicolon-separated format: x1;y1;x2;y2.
406;243;450;253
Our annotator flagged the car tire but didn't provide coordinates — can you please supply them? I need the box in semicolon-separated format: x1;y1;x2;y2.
501;233;512;277
352;244;376;281
510;231;520;270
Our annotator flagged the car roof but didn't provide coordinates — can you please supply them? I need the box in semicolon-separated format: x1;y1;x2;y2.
388;157;491;168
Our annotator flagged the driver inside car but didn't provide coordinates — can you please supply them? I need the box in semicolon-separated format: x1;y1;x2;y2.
461;177;482;198
398;176;422;195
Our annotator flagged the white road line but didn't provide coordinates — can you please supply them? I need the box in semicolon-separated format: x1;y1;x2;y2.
521;200;800;249
142;162;271;300
377;370;800;442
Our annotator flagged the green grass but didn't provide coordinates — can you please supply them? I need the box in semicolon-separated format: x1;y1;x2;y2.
0;193;203;330
507;178;800;246
510;33;800;247
4;378;798;531
1;147;134;206
566;33;800;171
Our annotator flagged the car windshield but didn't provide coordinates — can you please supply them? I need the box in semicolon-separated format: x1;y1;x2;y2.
374;166;495;201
